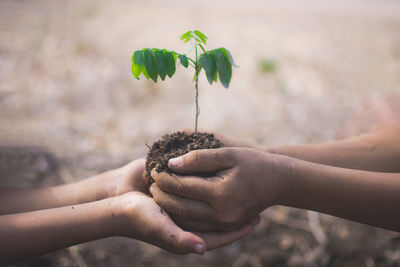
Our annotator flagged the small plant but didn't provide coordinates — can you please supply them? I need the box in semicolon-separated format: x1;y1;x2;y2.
132;30;237;187
131;30;237;132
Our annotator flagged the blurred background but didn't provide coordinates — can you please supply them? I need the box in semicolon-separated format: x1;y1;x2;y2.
1;0;400;266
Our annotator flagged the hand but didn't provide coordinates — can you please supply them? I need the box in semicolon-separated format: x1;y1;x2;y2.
113;191;260;255
150;147;292;231
101;159;148;197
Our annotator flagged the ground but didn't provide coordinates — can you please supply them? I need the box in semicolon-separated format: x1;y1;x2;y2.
1;0;400;266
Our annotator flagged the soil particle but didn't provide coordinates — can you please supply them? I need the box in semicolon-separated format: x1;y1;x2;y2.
145;131;223;188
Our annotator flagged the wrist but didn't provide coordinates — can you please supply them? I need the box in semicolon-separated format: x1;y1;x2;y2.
270;154;295;206
109;192;145;238
104;195;131;237
98;169;121;199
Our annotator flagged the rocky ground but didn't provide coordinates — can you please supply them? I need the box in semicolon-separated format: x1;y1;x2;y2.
1;0;400;266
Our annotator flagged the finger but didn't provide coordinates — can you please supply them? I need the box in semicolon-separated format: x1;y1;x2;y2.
168;148;235;174
174;214;261;232
151;170;216;200
119;158;147;192
129;159;147;191
150;209;206;255
142;170;150;194
150;184;214;221
122;158;146;175
173;217;220;232
200;215;261;251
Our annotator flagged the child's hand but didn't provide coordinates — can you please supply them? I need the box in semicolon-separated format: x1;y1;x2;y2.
99;159;147;198
150;147;292;232
102;159;260;254
113;191;260;255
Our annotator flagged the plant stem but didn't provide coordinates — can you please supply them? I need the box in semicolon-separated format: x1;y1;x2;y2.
194;43;200;133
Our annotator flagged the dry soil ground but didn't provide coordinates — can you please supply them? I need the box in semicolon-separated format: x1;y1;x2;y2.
1;0;400;266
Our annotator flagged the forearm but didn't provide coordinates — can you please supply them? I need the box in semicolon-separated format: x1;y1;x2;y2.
0;172;115;215
0;197;121;265
279;157;400;231
265;125;400;172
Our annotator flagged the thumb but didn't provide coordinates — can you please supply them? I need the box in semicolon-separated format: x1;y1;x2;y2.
151;212;206;255
168;148;235;174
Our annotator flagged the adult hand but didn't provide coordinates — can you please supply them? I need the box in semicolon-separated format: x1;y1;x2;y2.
114;191;260;255
150;147;293;231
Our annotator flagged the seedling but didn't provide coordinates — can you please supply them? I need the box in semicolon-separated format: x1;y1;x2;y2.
132;30;237;187
131;30;237;132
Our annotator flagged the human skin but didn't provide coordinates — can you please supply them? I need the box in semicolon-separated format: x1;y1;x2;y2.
150;125;400;232
0;159;260;265
264;124;400;173
0;159;147;215
181;124;400;173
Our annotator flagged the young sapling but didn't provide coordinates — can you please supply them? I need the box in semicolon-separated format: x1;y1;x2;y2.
131;30;237;186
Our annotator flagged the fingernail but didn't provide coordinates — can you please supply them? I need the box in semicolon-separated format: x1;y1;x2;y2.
194;243;205;255
169;157;182;167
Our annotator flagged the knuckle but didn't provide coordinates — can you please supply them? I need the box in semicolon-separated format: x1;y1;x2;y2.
172;203;187;220
222;147;238;162
172;179;185;194
193;150;206;162
151;171;163;184
151;189;162;204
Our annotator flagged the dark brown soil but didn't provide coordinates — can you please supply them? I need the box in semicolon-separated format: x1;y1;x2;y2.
145;132;223;188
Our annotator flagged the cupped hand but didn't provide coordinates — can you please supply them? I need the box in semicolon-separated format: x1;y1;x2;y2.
114;191;260;255
150;147;293;231
102;159;147;197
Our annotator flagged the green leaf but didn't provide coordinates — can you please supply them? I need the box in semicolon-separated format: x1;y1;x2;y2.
172;52;177;62
164;51;176;78
199;53;210;72
221;47;238;67
180;30;192;41
133;50;144;65
215;49;232;88
197;43;206;53
179;54;189;68
133;64;145;80
183;34;192;43
213;69;218;82
194;30;208;44
154;50;168;81
200;53;216;85
143;49;158;82
132;50;145;79
142;66;150;79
